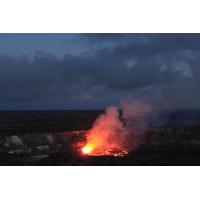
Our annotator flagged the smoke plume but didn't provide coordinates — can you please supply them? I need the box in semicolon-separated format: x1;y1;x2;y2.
85;98;152;154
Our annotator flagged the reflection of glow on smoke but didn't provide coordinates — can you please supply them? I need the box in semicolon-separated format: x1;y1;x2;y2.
80;98;152;157
81;106;129;157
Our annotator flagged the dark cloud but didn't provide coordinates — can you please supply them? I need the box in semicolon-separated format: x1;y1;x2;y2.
1;34;200;109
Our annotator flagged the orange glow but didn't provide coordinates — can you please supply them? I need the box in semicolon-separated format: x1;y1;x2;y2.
81;106;129;157
81;144;94;154
81;137;128;157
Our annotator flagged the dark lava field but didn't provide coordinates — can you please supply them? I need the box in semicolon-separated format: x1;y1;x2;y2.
0;110;200;166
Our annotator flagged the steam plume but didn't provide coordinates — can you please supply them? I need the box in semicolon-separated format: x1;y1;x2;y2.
85;98;152;154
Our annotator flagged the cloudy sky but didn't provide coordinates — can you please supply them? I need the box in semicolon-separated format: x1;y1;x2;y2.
0;33;200;110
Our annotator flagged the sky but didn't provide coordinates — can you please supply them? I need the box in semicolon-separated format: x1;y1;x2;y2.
0;33;200;110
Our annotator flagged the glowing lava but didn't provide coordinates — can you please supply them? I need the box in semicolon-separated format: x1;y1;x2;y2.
81;142;128;157
81;144;94;154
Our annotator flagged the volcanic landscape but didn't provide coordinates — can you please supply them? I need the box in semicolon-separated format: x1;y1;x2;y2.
0;110;200;165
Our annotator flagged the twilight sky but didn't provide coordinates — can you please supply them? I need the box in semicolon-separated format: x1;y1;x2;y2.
0;33;200;110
